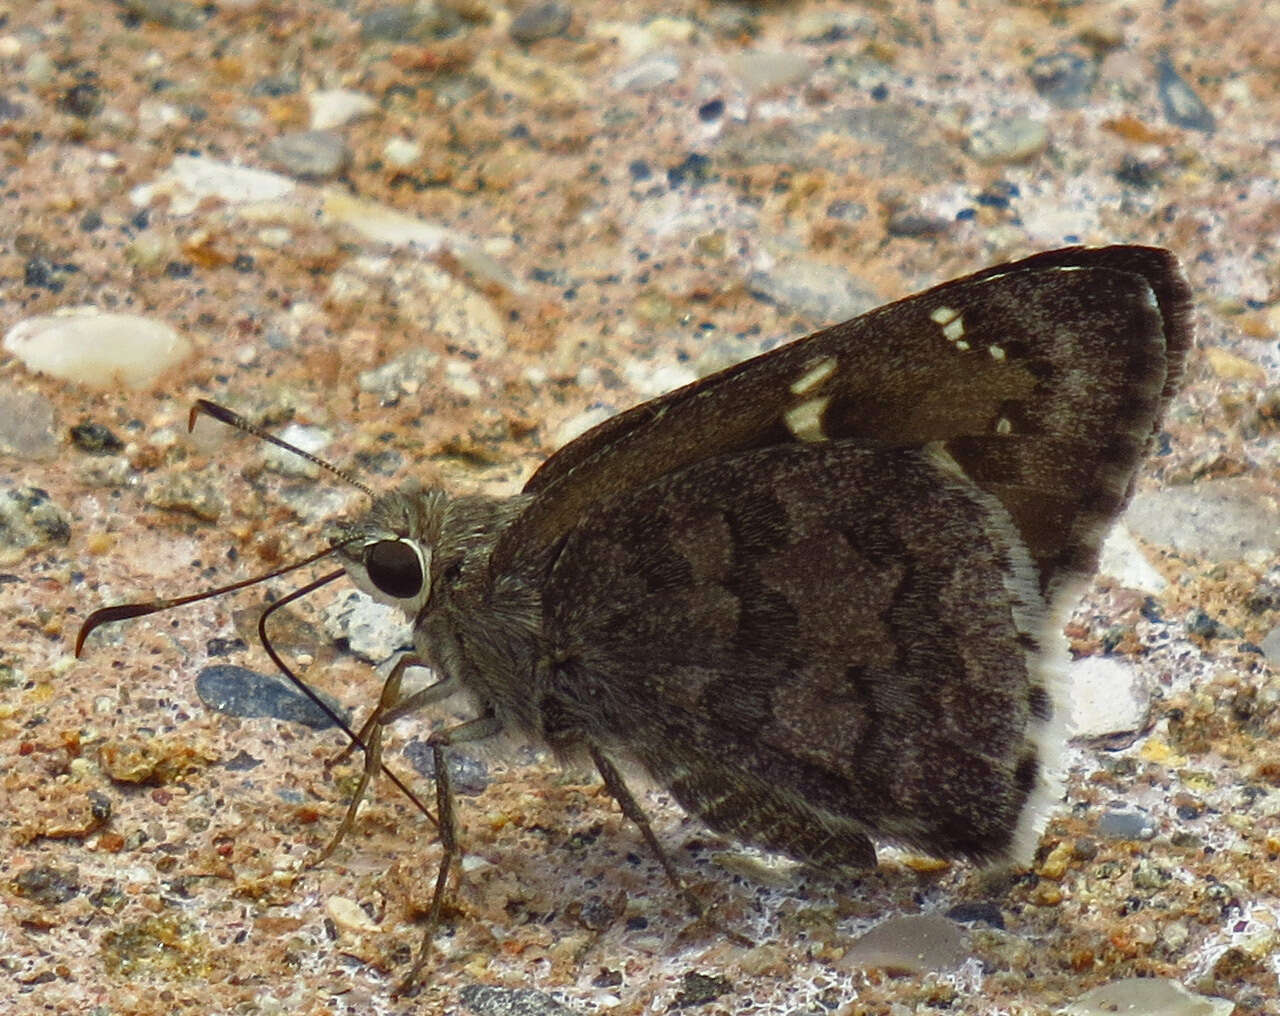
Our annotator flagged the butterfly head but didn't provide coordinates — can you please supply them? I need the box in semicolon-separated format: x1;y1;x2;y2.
330;489;448;614
330;488;531;617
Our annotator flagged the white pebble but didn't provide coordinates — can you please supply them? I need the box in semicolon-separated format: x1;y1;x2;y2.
308;88;377;130
4;308;191;390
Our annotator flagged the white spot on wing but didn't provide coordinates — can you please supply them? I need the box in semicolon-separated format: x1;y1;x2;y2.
784;396;830;442
988;345;1006;361
789;356;838;396
931;306;960;326
942;317;966;342
996;417;1013;434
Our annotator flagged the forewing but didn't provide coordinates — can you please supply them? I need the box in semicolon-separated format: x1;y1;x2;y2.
502;246;1191;597
538;441;1065;865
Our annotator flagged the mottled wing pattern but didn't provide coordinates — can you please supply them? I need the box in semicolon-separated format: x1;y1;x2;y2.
538;441;1062;866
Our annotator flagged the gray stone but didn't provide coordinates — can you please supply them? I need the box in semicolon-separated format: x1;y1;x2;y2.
967;115;1049;164
509;2;571;44
1125;478;1280;564
263;130;352;179
1062;977;1233;1016
840;914;971;974
0;386;57;460
1157;56;1216;133
459;984;580;1016
1028;50;1097;107
1097;808;1156;841
322;591;413;663
0;485;71;565
195;664;349;731
747;259;878;325
1069;656;1149;739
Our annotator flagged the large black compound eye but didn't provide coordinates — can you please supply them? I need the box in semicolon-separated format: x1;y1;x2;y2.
363;540;425;599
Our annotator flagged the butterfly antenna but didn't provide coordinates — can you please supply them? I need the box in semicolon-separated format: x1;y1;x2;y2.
190;399;376;498
75;543;345;656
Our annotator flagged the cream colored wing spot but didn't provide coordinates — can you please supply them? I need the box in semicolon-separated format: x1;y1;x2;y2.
995;416;1013;435
932;305;970;350
789;356;838;396
784;396;830;442
988;345;1006;361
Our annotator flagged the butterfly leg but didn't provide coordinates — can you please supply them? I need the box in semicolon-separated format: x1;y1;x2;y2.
395;710;502;996
313;653;460;864
589;745;755;949
588;746;700;910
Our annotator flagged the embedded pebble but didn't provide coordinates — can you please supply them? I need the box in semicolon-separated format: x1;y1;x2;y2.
1097;808;1156;841
840;914;970;974
1125;479;1280;564
0;485;71;565
944;901;1004;929
1063;977;1233;1016
125;0;204;29
674;974;731;1008
359;3;458;42
612;51;681;92
795;10;873;43
11;865;80;906
1069;656;1149;739
0;386;58;460
263;129;352;179
383;136;423;167
747;260;878;323
1157;56;1216;133
251;72;299;97
404;740;490;797
358;349;440;401
1098;525;1167;593
98;739;162;783
69;421;124;455
308;88;377;130
966;115;1049;164
321;590;413;663
727;48;811;95
145;473;226;522
623;360;698;399
130;155;295;212
1185;607;1237;642
322;191;451;251
3;310;191;391
885;209;950;237
195;664;349;730
510;1;572;44
1028;50;1097;107
1260;626;1280;669
458;984;578;1016
326;896;380;935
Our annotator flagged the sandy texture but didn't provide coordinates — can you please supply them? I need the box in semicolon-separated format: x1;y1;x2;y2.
2;1;1278;1013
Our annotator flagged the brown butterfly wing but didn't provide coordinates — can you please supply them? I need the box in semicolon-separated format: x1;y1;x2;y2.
499;246;1191;600
536;440;1061;864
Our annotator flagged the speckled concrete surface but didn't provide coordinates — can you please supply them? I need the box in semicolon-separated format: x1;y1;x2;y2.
2;1;1279;1014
